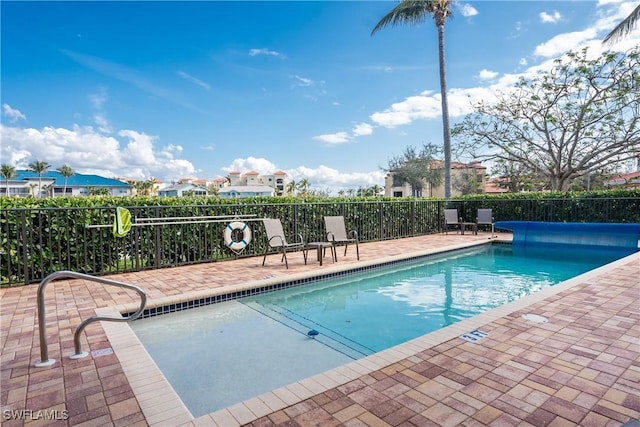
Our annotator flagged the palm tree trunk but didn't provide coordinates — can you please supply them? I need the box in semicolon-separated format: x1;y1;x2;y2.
437;22;452;199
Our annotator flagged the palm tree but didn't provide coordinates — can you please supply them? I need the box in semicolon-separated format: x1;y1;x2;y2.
372;0;454;198
296;178;310;196
28;160;51;198
56;164;74;196
285;180;297;196
1;164;17;196
603;4;640;44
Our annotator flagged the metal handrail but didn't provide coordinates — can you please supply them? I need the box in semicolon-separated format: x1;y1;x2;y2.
35;271;147;367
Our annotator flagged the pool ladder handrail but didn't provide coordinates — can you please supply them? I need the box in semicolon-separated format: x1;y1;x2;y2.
35;270;147;367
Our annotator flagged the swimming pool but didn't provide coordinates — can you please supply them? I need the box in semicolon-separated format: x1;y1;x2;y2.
130;242;635;417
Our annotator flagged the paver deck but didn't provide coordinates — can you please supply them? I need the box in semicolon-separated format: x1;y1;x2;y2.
1;232;639;426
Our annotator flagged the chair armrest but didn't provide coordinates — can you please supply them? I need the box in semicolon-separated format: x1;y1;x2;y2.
326;231;335;242
348;230;358;239
268;235;285;248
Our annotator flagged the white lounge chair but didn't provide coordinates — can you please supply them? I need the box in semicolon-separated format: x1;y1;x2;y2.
324;216;359;260
262;218;308;269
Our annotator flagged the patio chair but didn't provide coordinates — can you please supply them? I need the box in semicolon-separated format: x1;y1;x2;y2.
324;216;359;260
444;209;462;235
476;208;495;237
262;218;308;269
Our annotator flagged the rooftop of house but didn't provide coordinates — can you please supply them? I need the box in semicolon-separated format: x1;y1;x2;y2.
13;170;131;187
219;185;275;193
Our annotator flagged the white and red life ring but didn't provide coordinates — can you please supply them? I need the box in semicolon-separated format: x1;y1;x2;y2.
224;221;252;253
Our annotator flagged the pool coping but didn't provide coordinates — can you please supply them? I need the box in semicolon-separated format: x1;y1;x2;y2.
99;238;639;426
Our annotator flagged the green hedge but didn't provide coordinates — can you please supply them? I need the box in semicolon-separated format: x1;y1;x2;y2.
1;189;638;287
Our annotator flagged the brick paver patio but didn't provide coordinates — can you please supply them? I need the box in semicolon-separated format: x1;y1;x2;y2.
1;232;639;426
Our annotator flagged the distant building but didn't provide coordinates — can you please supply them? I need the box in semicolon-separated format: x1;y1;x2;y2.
4;170;132;197
218;185;275;198
210;177;228;190
385;161;488;197
227;170;288;196
604;171;640;189
484;177;510;194
157;183;209;197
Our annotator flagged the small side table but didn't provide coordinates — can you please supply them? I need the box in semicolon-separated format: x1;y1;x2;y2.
306;242;336;266
461;222;478;235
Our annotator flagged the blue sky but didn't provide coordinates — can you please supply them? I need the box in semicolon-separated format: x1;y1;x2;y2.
1;1;638;192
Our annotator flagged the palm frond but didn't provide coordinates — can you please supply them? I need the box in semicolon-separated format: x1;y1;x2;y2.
371;0;451;35
603;4;640;44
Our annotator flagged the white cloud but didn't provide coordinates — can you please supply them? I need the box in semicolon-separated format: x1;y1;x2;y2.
459;3;478;18
0;123;196;182
93;114;112;134
249;48;284;58
370;91;442;128
313;132;351;145
478;69;499;80
287;164;386;192
292;75;313;87
519;57;528;66
352;123;373;137
540;11;562;24
88;88;108;110
177;71;211;91
533;29;598;57
223;157;279;175
120;130;157;166
2;104;26;122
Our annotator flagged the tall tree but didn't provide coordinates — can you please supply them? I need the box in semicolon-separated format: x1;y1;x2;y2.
453;48;640;191
1;164;17;196
28;160;51;198
385;143;443;197
57;164;74;196
296;178;310;197
285;180;296;196
603;4;640;44
372;0;454;198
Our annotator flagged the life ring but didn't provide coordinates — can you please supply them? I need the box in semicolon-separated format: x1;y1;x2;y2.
224;221;252;253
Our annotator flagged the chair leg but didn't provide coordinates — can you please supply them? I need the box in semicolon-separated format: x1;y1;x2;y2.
355;242;359;260
282;248;289;269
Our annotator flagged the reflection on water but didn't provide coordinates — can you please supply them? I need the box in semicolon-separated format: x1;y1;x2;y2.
243;244;630;353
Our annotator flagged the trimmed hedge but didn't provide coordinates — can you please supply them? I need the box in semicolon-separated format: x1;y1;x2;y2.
1;189;638;286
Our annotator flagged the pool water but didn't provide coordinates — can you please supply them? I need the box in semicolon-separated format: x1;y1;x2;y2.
131;243;632;416
243;243;629;355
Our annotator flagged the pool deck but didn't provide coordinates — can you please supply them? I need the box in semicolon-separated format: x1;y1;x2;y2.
1;232;639;426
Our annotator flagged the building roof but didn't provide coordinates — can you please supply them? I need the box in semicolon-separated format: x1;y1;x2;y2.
159;183;208;192
219;185;274;194
604;171;640;186
14;170;131;187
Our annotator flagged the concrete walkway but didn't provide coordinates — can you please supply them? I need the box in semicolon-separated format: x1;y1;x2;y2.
1;232;638;426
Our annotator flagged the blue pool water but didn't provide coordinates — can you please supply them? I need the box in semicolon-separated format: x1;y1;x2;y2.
131;243;634;416
243;243;630;356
